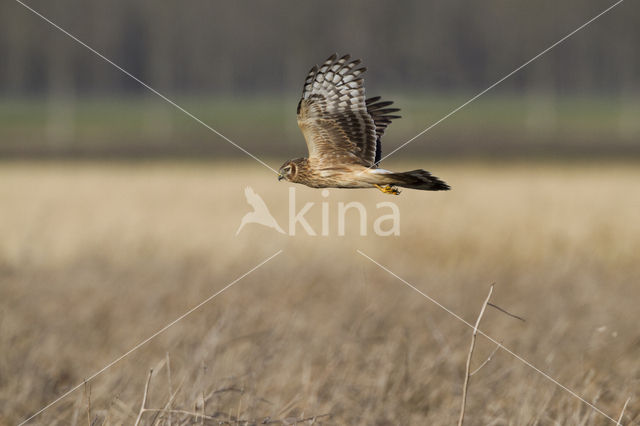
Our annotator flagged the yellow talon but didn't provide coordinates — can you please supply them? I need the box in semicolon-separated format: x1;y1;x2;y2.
375;184;401;195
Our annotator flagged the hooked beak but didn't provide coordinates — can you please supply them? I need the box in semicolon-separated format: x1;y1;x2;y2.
278;174;284;181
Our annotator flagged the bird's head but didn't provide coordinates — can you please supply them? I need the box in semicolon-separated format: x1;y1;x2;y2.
278;158;305;182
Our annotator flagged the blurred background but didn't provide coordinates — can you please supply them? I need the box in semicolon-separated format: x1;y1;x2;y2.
1;0;639;159
1;1;639;424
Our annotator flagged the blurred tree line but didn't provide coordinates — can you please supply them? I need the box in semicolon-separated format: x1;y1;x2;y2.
0;0;638;158
1;0;638;96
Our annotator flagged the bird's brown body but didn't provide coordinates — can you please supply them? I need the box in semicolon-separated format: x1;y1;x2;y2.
283;157;448;191
281;158;369;189
279;54;449;194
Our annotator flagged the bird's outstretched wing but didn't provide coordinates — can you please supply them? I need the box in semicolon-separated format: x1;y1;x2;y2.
365;96;401;165
297;54;379;167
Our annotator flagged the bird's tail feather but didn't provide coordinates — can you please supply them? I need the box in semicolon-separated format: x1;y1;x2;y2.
378;169;450;191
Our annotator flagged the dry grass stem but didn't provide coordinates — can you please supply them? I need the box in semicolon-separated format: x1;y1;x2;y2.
83;381;91;426
165;352;173;426
616;397;631;426
487;303;526;322
153;380;185;426
134;368;153;426
458;284;494;426
470;341;502;377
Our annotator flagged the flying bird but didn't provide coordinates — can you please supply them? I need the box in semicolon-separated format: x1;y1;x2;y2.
278;54;449;195
236;186;285;235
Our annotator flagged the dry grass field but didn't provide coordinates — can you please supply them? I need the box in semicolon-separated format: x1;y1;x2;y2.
0;160;638;425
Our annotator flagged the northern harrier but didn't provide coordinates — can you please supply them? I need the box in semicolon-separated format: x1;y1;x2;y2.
278;54;449;195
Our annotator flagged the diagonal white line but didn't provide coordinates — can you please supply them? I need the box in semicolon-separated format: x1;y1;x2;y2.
17;250;283;425
13;0;279;175
375;0;625;166
356;249;619;424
